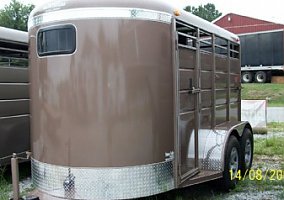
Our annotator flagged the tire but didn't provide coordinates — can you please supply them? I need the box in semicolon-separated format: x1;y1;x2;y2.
254;71;267;83
220;136;241;191
241;72;253;83
240;128;254;175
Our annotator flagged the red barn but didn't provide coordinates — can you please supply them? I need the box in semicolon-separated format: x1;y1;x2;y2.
214;13;284;34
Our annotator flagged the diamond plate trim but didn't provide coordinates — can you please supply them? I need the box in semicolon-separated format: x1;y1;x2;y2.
200;159;222;171
32;159;174;199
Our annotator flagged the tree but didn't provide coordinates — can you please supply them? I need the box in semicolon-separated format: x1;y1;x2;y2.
0;0;34;31
184;3;222;22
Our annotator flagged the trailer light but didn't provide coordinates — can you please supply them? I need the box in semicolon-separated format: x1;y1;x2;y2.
174;9;181;16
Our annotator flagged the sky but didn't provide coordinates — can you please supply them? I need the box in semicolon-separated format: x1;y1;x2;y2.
0;0;284;24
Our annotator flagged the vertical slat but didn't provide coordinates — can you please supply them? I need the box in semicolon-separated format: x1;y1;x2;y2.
227;41;231;121
211;34;216;128
238;43;242;121
172;18;180;186
194;28;200;169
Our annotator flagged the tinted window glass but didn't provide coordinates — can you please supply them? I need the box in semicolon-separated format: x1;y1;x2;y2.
37;25;76;56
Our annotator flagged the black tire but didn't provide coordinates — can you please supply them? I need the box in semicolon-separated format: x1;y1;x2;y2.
240;128;254;175
254;71;267;83
241;72;253;83
220;136;241;191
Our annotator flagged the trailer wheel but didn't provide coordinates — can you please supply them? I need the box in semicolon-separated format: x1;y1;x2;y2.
240;128;253;175
241;72;253;83
254;71;267;83
221;136;241;191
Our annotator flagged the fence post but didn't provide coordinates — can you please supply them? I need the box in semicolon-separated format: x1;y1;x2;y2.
11;153;20;200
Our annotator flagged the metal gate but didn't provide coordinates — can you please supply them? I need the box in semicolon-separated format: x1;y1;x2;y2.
175;20;201;183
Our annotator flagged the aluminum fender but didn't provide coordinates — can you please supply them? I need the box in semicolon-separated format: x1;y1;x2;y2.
194;129;227;171
187;121;252;172
220;121;252;171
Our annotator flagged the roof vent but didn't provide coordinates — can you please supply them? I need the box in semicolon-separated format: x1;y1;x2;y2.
228;15;231;22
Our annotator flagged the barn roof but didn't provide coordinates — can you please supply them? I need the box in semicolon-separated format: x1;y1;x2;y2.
214;13;284;34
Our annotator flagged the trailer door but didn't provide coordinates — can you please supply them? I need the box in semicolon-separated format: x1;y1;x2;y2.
175;21;201;183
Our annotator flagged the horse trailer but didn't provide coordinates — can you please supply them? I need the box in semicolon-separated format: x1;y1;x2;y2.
0;27;29;166
28;0;253;199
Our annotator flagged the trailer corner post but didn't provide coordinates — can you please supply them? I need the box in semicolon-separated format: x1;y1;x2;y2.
11;153;20;200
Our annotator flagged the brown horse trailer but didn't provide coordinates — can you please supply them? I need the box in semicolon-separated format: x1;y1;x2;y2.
28;0;253;199
0;27;30;166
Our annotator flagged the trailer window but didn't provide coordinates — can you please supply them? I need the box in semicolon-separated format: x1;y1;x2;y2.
200;30;213;53
37;25;76;56
176;20;197;49
230;43;240;59
215;36;228;56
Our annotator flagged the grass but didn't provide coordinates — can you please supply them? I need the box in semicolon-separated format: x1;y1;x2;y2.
0;162;31;200
254;137;284;157
242;83;284;106
278;191;284;199
252;122;284;135
236;177;284;191
0;167;10;200
267;122;284;132
252;127;267;135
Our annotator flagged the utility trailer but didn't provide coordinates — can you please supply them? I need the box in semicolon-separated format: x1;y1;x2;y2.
0;27;30;166
28;0;253;199
240;30;284;83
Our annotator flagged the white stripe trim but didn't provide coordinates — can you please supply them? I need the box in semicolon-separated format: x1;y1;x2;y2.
238;29;284;36
0;114;30;120
28;7;172;29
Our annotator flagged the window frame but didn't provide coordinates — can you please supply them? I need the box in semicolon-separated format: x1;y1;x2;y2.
37;24;77;57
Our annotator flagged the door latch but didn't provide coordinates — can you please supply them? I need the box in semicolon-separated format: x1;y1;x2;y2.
188;78;201;94
189;86;201;94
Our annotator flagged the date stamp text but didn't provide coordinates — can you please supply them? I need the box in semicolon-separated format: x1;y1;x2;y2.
230;169;284;181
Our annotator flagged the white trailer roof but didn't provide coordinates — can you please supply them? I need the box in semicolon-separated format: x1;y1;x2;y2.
178;9;240;43
0;26;28;44
29;0;239;44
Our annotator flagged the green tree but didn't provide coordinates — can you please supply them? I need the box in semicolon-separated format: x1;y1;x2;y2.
0;0;34;31
184;3;222;22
